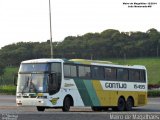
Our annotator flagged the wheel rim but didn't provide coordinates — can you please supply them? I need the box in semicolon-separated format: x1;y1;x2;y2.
126;98;133;111
118;98;125;111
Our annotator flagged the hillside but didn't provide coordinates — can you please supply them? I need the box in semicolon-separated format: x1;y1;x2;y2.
0;28;160;69
0;28;160;85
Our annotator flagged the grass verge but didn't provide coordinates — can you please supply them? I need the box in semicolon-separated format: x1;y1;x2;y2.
148;90;160;97
0;85;16;95
110;57;160;84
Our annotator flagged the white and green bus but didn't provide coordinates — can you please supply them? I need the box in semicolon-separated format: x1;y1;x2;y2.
16;58;147;111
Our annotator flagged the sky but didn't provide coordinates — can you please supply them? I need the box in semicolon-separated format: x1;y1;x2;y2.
0;0;160;48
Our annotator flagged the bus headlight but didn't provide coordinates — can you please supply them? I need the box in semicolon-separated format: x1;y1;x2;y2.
37;93;47;99
16;96;21;98
37;96;47;99
38;100;44;104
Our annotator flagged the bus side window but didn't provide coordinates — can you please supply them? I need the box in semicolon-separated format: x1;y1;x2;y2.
84;66;91;78
78;66;91;78
104;67;116;81
91;66;104;80
64;65;71;77
70;65;77;77
51;63;61;74
49;63;62;95
129;70;134;81
129;69;140;82
49;73;56;84
135;70;140;81
64;64;77;78
48;73;57;93
117;68;128;81
140;70;146;82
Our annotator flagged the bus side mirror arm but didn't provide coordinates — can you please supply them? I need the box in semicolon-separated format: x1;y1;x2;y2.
13;73;18;86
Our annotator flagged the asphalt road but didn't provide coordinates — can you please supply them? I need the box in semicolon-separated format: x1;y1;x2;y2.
0;95;160;120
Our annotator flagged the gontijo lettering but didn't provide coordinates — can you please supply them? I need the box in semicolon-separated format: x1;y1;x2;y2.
105;82;127;89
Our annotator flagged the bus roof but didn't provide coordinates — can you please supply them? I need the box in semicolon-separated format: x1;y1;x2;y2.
21;58;64;63
69;59;146;70
21;58;146;70
69;59;112;64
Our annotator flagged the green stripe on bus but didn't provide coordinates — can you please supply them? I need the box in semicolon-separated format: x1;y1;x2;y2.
83;80;101;106
74;78;93;106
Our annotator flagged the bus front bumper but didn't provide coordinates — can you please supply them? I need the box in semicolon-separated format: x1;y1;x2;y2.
16;98;53;107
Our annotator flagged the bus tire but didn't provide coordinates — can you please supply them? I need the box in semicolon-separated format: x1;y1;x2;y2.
37;106;45;112
125;97;133;111
62;97;71;112
117;97;126;111
112;107;118;111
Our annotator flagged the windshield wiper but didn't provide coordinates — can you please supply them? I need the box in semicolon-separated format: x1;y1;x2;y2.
21;77;29;94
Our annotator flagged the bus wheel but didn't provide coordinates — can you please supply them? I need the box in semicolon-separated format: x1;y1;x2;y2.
62;97;71;112
37;106;45;112
126;97;133;111
117;97;126;111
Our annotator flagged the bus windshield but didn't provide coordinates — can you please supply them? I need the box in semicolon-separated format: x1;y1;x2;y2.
17;73;48;93
17;62;62;94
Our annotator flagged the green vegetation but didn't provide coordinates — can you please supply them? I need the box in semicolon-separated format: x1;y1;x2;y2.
0;28;160;68
0;67;18;85
0;85;16;95
110;58;160;84
148;90;160;97
0;67;18;95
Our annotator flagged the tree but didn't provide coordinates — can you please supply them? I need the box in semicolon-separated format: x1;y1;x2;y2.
147;28;160;57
